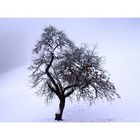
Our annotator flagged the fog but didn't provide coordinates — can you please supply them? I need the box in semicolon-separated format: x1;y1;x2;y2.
0;18;140;121
0;18;139;73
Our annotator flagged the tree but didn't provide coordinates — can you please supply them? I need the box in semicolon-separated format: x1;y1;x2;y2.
29;25;120;121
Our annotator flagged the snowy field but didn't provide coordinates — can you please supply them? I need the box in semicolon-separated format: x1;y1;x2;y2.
0;65;118;122
0;63;139;122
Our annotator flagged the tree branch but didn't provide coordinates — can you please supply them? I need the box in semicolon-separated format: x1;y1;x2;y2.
64;88;75;97
48;83;57;93
51;65;63;95
45;53;61;98
64;83;78;92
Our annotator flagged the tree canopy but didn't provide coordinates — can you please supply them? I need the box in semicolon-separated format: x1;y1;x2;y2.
29;25;120;120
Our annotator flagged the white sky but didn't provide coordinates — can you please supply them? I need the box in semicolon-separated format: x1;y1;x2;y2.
0;18;139;72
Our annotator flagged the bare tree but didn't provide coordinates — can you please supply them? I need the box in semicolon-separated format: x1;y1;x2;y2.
29;25;120;121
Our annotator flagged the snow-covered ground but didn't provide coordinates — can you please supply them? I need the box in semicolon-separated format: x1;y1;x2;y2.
0;64;139;122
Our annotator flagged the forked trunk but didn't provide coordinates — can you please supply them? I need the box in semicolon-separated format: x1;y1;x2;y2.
55;96;65;121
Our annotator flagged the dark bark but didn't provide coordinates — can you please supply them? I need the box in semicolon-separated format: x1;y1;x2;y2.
55;96;65;121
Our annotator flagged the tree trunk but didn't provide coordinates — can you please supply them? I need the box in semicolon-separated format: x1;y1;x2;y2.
55;96;65;121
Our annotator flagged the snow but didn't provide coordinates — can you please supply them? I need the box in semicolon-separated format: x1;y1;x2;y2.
0;64;139;122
